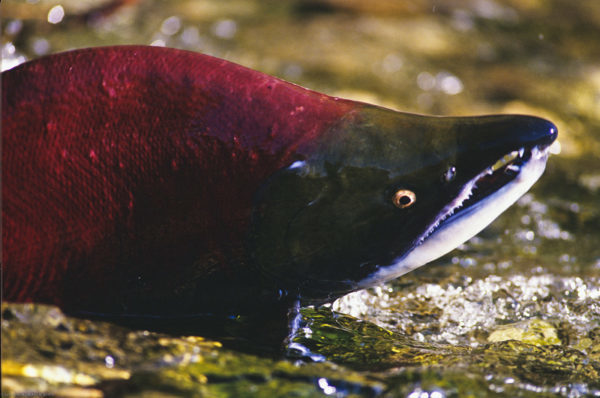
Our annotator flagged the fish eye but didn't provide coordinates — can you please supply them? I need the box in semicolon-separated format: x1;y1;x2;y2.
392;189;416;208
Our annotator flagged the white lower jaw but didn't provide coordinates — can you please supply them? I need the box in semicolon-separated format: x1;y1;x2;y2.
357;146;549;289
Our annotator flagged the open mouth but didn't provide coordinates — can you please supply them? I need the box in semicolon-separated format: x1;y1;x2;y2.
358;117;556;289
454;147;531;215
418;144;550;245
357;142;551;288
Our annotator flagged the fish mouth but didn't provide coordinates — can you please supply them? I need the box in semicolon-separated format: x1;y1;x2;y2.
422;144;548;244
357;140;553;289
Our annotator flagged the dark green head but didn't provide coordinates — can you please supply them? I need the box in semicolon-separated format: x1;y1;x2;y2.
249;105;557;303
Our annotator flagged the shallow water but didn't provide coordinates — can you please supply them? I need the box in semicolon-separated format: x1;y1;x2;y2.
2;0;600;396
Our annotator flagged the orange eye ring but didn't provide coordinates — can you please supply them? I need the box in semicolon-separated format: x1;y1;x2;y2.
392;189;416;208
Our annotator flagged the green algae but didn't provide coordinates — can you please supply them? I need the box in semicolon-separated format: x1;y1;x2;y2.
1;303;384;397
5;302;599;397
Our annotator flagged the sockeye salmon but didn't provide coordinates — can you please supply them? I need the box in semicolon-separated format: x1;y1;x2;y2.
1;46;557;316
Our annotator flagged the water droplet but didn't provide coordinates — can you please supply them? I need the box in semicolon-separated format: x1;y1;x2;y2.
438;72;463;95
549;140;561;155
417;72;436;91
161;16;181;36
181;26;200;46
150;39;166;47
525;230;535;241
48;5;65;24
5;20;23;35
32;38;50;55
382;53;403;73
212;20;237;39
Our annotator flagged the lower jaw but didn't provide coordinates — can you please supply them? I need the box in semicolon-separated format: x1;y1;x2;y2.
356;146;549;289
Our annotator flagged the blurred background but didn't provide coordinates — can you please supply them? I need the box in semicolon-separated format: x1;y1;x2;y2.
2;0;600;396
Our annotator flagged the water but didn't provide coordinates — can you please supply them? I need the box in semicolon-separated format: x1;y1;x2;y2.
2;0;600;396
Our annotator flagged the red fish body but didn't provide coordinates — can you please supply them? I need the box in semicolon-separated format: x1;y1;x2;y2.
2;46;557;316
2;46;356;314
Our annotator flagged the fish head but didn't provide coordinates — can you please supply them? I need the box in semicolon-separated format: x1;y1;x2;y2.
250;105;557;303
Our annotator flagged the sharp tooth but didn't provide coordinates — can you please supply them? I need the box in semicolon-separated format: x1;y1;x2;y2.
506;164;520;173
491;158;504;172
490;150;522;173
